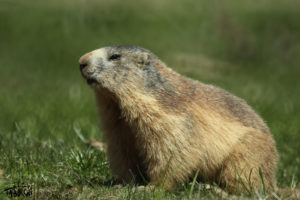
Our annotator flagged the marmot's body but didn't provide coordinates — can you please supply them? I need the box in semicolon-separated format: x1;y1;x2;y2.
79;46;277;193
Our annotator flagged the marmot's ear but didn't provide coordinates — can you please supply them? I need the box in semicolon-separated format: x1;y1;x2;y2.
137;53;150;69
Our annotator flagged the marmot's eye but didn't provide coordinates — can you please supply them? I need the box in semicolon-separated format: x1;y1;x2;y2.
109;54;121;61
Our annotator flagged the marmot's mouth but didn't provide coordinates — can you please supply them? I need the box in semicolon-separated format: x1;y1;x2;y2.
87;78;98;85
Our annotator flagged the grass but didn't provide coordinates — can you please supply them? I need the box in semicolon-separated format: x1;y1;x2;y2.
0;0;299;199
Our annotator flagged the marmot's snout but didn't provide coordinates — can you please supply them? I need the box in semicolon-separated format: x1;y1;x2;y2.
79;51;99;85
79;52;91;73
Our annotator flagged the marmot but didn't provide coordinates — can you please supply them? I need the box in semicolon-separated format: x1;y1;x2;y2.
79;45;278;193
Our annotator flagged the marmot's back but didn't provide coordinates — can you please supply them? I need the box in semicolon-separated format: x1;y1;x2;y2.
149;65;270;134
195;83;270;133
79;46;277;193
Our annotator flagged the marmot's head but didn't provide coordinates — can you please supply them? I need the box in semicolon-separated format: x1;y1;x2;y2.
79;46;173;96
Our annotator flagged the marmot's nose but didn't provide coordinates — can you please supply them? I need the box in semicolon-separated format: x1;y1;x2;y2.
79;63;88;71
79;52;92;71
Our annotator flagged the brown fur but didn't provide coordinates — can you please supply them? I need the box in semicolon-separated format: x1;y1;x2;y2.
79;46;278;193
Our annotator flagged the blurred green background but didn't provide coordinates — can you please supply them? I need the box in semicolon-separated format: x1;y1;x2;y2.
0;0;299;198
